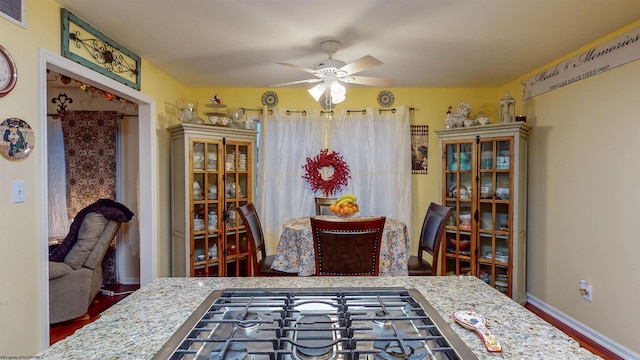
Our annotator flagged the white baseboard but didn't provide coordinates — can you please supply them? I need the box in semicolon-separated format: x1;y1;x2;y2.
527;293;639;360
118;277;140;285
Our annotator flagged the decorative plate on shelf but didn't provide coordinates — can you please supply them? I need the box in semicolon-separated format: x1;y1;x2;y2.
377;90;394;107
261;91;279;107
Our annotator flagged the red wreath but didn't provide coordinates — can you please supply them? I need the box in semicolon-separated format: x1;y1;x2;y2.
302;149;351;197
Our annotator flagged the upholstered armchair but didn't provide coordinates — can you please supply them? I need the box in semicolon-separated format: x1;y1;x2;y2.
48;199;133;324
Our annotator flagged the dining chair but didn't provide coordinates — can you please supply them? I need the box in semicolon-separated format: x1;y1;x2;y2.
315;197;338;215
408;202;453;276
310;217;386;276
237;202;297;277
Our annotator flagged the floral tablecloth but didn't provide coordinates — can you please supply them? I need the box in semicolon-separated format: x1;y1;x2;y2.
271;215;410;276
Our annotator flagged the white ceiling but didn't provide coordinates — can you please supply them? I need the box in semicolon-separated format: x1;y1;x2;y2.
55;0;640;89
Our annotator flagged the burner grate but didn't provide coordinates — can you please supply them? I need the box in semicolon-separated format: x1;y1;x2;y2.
153;288;477;360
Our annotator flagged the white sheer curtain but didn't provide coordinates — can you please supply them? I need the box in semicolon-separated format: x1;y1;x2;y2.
257;108;327;252
257;105;412;253
47;116;70;238
329;106;412;229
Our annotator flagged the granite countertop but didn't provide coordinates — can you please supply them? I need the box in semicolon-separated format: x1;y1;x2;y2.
36;276;600;360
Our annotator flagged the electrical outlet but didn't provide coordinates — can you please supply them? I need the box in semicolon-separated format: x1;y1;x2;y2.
579;280;592;301
583;284;592;301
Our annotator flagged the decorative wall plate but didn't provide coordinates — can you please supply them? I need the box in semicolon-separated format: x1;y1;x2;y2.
377;90;394;107
261;91;279;107
1;118;34;161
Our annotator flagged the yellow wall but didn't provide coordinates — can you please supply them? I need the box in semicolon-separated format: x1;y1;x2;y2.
2;0;638;356
0;0;61;355
500;21;640;354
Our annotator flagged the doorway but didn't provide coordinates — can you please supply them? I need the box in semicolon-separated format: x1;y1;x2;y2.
38;49;158;349
47;72;139;284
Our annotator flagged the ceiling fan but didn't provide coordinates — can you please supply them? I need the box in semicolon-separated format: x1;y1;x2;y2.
272;40;394;104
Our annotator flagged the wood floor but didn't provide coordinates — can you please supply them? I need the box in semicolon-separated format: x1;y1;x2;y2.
49;284;139;345
50;285;620;359
524;302;622;360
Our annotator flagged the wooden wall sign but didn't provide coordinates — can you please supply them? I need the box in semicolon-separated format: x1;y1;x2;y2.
61;9;141;90
522;25;640;100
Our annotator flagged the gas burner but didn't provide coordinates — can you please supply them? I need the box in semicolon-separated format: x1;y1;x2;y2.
235;312;261;331
294;315;336;360
154;288;478;360
373;340;426;360
210;343;253;360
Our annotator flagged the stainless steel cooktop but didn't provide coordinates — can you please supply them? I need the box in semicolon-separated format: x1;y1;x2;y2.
153;287;477;360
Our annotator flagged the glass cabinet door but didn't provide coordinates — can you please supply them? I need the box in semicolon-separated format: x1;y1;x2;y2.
476;138;512;294
443;141;474;276
222;141;252;276
191;140;223;277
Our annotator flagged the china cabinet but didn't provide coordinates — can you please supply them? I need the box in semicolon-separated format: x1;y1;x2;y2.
168;123;257;277
435;122;530;303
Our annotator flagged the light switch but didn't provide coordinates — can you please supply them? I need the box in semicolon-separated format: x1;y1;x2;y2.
12;181;25;203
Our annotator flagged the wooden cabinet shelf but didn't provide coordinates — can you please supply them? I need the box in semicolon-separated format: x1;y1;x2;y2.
436;122;530;304
168;123;257;277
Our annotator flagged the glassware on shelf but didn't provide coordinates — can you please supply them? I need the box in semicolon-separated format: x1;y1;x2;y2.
193;216;205;231
208;244;218;259
207;149;217;169
177;100;198;123
208;185;217;200
193;143;204;169
193;181;203;200
227;203;236;227
226;182;236;198
208;210;217;229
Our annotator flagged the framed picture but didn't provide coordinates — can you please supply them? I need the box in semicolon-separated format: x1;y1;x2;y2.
411;125;428;174
61;9;141;90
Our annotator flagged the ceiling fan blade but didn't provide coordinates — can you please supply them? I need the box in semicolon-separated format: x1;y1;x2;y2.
277;62;318;75
339;55;383;75
270;78;322;87
346;76;395;87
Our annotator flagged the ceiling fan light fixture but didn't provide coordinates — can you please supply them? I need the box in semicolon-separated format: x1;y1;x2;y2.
330;81;346;104
308;83;325;101
331;92;346;104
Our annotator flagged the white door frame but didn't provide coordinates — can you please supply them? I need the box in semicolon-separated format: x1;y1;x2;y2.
37;48;158;349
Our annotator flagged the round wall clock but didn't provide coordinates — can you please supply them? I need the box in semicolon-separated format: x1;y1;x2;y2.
0;45;18;98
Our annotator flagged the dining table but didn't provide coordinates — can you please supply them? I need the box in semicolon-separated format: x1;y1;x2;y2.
271;215;410;276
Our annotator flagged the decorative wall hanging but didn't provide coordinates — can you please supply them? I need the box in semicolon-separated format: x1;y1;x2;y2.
302;149;351;197
411;125;428;174
261;91;278;107
1;117;34;160
377;90;395;107
522;24;640;100
61;9;141;90
61;111;118;219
